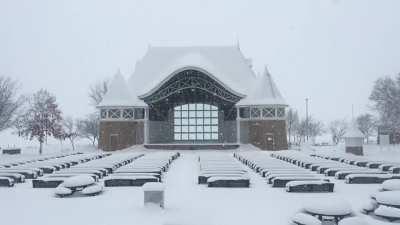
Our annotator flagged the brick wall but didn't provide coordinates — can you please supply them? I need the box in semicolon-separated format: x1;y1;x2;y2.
99;121;144;151
240;120;288;150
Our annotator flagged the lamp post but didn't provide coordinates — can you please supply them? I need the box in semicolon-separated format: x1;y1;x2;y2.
305;98;309;142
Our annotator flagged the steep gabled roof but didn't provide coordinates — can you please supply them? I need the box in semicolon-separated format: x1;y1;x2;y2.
344;121;364;138
100;45;287;107
98;69;145;107
237;66;287;106
129;45;256;98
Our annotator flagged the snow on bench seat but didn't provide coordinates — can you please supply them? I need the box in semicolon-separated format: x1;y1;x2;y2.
32;177;66;188
374;205;400;222
0;173;25;183
345;173;394;184
61;175;95;189
373;190;400;207
198;172;247;184
82;183;103;196
303;198;353;219
266;174;316;184
338;217;368;225
291;212;321;225
207;176;250;188
0;177;14;187
335;170;385;180
54;186;73;198
286;180;334;193
271;177;328;188
0;169;38;179
381;179;400;191
104;175;159;187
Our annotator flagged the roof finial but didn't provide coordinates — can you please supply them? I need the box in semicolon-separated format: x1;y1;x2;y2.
235;34;240;50
264;65;271;76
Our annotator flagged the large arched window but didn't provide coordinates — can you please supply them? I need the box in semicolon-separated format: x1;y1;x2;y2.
174;103;218;141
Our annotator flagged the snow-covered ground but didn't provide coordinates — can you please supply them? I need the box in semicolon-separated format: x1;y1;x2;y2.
0;145;398;225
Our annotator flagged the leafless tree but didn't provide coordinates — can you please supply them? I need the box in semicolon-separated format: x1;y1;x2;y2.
356;113;376;143
0;76;23;132
15;89;63;154
329;119;348;145
296;116;324;144
62;117;79;150
286;108;299;146
77;113;99;146
88;80;108;106
369;74;400;132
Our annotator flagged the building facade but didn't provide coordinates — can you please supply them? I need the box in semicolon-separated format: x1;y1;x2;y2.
98;45;288;151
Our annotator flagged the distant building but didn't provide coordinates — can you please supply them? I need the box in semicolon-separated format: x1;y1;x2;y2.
378;126;400;145
97;45;288;151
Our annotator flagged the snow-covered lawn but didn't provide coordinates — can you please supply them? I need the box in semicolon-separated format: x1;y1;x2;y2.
0;145;397;225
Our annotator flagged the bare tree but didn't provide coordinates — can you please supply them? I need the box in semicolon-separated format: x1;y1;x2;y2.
356;113;376;143
77;113;99;146
89;80;108;106
369;74;400;131
0;76;23;132
296;116;324;144
329;119;348;145
15;89;63;154
286;108;299;146
62;117;79;150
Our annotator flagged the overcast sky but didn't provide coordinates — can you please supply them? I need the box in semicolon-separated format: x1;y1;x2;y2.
1;0;399;124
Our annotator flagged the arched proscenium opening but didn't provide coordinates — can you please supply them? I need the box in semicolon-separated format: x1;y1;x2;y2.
140;69;243;144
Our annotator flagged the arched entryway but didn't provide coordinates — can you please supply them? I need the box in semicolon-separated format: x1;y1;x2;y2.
140;69;243;144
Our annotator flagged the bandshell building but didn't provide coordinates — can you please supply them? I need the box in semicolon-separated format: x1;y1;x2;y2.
98;45;288;151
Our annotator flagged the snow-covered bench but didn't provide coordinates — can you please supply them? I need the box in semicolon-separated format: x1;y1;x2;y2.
271;177;328;188
0;169;38;179
374;205;400;222
291;212;321;225
0;173;25;183
0;177;14;187
345;174;394;184
104;175;159;187
380;179;400;191
335;170;385;180
54;175;103;197
207;176;250;188
286;180;334;193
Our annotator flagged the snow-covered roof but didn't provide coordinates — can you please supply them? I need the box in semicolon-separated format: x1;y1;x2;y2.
99;45;287;107
237;66;287;106
344;122;364;138
98;70;145;107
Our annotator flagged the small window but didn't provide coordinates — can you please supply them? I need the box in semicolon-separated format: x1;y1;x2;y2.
100;109;107;119
109;109;121;119
277;107;285;117
122;109;134;119
250;107;261;118
239;107;250;119
262;107;275;118
134;108;145;119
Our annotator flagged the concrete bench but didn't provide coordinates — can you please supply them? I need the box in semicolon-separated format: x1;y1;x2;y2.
2;148;21;155
0;177;14;187
272;177;329;188
286;180;334;193
104;175;159;187
207;176;250;188
345;174;393;184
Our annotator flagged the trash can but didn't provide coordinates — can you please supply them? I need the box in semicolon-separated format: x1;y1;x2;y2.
143;182;165;208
